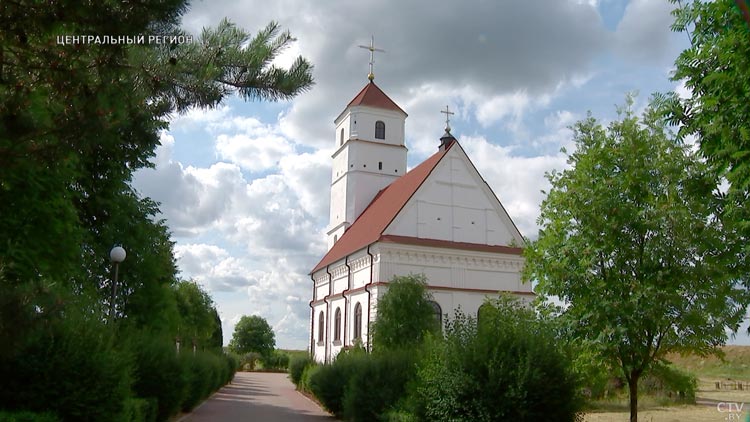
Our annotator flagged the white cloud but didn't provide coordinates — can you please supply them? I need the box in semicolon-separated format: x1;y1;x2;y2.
459;135;570;239
216;132;295;172
615;0;678;63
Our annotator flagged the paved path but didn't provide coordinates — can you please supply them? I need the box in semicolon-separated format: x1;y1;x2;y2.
180;372;336;422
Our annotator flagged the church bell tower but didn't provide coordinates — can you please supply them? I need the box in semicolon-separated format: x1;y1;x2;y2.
327;38;407;250
327;82;408;250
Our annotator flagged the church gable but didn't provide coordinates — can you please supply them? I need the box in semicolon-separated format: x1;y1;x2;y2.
384;142;524;247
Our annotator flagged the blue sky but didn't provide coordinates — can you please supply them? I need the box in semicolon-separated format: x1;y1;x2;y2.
132;0;750;348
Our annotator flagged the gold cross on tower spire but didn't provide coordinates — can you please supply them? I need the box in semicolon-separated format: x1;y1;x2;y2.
441;105;455;133
359;35;385;82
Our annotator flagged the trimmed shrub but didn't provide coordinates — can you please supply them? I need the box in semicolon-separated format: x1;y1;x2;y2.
412;298;582;422
300;363;320;393
122;398;157;422
342;349;417;422
289;355;313;387
308;359;353;415
0;320;132;422
223;352;240;383
180;352;215;411
129;335;187;422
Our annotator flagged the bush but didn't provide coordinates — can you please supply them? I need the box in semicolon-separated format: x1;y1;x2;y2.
0;319;132;422
308;352;364;416
342;349;417;422
240;351;262;371
260;350;290;371
180;351;215;411
289;355;313;387
412;298;582;422
641;364;697;402
300;363;320;393
569;343;613;399
223;352;240;383
122;398;157;422
129;335;187;422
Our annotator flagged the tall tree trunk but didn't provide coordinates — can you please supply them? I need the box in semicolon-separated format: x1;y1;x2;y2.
628;372;640;422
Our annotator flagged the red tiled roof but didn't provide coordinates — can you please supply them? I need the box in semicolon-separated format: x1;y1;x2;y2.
311;141;454;273
346;82;407;116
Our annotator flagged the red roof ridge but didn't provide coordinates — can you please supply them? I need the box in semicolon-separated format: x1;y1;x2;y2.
311;142;454;273
345;82;407;116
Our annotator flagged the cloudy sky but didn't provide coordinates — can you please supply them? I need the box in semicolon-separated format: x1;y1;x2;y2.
132;0;749;349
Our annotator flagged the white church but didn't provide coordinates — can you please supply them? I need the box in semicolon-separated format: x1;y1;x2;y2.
308;74;533;363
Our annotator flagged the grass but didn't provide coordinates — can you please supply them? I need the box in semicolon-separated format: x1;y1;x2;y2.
582;346;750;422
666;346;750;380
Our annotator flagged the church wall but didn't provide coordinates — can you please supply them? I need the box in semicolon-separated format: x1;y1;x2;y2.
347;291;370;347
331;267;348;294
464;268;522;292
312;303;326;363
329;296;346;359
346;106;405;147
384;147;520;247
315;284;328;300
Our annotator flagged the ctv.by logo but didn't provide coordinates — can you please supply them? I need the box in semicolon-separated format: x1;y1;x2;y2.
716;402;750;421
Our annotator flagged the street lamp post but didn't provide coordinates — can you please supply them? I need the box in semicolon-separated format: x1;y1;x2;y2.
109;245;126;325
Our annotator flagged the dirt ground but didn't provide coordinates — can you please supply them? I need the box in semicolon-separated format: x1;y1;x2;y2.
583;405;744;422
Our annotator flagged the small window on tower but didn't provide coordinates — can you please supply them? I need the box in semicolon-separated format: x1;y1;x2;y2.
375;121;385;139
340;128;344;146
378;161;383;170
333;234;338;243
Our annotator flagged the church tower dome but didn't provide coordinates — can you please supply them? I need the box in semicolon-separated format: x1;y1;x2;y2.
326;81;408;250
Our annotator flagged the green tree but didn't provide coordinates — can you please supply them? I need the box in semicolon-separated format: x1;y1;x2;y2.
0;1;312;418
173;280;221;351
0;0;313;345
371;274;439;352
229;315;275;357
667;0;750;235
523;98;750;422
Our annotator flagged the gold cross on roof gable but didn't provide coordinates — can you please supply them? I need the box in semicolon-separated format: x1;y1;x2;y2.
358;35;385;82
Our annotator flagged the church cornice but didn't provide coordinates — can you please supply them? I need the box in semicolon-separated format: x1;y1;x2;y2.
375;241;525;273
332;138;408;159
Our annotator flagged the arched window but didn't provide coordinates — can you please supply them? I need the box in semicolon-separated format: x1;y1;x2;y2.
375;121;385;139
354;303;362;340
334;307;342;341
340;128;344;146
333;234;338;243
430;301;442;331
318;311;324;342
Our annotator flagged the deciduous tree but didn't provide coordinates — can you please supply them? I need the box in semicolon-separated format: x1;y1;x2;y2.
229;315;275;357
523;97;750;422
666;0;750;235
371;274;439;352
